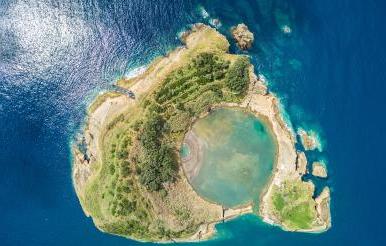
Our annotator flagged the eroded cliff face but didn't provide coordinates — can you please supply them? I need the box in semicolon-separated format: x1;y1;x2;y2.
231;23;254;50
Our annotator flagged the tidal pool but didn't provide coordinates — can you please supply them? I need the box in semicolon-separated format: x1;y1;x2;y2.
182;108;277;208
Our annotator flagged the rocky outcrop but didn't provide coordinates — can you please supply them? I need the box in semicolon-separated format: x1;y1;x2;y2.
312;162;328;178
231;23;254;50
296;151;308;175
315;187;331;228
248;66;267;95
297;128;321;151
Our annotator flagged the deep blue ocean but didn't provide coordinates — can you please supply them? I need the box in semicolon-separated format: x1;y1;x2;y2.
1;0;385;245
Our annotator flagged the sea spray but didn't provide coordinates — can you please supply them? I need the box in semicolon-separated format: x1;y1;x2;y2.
198;5;210;19
123;65;147;80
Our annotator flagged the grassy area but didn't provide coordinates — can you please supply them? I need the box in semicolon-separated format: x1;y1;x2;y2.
271;180;318;230
79;26;253;241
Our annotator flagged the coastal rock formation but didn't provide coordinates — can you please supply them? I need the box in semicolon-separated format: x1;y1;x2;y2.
315;187;331;228
312;162;328;178
296;151;308;175
248;67;268;95
209;18;221;28
297;128;321;151
231;23;254;50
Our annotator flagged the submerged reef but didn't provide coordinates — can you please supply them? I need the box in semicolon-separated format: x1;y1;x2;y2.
72;24;331;242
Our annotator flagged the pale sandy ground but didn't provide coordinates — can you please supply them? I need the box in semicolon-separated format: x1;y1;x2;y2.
181;130;205;183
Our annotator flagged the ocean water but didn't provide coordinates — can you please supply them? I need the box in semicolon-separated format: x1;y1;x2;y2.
189;108;276;208
1;0;385;245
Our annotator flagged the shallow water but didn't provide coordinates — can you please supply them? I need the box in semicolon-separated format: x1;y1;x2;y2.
190;108;276;208
180;143;191;159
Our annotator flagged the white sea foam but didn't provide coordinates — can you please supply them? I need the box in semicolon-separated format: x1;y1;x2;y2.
198;6;210;19
297;126;324;152
124;65;147;79
258;73;268;85
282;25;292;34
209;18;222;28
275;96;296;138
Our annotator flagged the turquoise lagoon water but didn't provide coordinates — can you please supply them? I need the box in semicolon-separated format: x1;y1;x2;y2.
180;143;191;159
189;108;276;208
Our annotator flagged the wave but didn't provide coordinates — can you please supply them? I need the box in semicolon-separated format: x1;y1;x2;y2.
124;65;147;79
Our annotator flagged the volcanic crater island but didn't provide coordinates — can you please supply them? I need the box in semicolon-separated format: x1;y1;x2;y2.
73;24;331;242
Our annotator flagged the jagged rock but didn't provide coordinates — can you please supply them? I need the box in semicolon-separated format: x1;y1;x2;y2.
312;162;328;178
297;128;321;151
296;151;308;175
231;23;254;50
315;187;331;228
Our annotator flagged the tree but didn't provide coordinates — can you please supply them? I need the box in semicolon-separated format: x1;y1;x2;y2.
225;57;250;94
138;113;177;191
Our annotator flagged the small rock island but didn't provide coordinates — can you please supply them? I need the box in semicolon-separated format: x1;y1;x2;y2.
312;162;328;178
297;128;322;151
73;24;331;242
231;23;254;50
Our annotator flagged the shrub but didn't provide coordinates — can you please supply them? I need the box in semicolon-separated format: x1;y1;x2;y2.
168;111;191;133
116;149;128;159
120;161;131;177
109;164;115;175
225;57;250;94
138;113;177;191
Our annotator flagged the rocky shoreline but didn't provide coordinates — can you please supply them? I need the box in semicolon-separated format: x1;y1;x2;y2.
73;24;331;242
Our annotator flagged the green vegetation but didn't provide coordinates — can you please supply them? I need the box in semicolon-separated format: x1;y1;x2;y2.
138;113;176;191
81;115;162;240
78;30;252;241
225;56;250;94
271;180;317;230
154;52;248;117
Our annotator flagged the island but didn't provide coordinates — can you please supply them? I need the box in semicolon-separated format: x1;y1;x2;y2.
72;24;331;242
231;23;254;50
312;161;328;178
297;127;322;151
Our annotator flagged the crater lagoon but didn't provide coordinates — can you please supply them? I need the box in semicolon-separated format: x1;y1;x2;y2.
182;108;277;208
